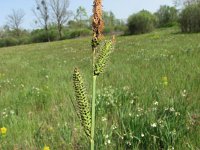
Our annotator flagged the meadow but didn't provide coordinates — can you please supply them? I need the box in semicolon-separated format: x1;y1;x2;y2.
0;27;200;149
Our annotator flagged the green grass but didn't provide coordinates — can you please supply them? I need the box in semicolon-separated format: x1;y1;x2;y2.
0;27;200;149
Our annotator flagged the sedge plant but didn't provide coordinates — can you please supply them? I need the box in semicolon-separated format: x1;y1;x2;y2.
72;0;114;149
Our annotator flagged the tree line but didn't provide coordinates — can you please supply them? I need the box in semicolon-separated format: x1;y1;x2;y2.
0;0;200;47
0;0;126;47
126;0;200;35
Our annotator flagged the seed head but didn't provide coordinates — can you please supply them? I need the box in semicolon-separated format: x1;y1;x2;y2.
94;40;113;75
73;68;91;138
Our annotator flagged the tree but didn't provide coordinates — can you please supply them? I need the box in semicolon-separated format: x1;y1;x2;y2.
128;10;156;34
50;0;72;39
33;0;50;41
74;6;88;28
180;3;200;32
7;9;25;37
155;5;178;27
103;11;115;26
173;0;200;7
102;11;116;33
127;10;157;35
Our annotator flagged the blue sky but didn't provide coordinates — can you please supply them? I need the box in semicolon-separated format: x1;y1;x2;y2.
0;0;174;29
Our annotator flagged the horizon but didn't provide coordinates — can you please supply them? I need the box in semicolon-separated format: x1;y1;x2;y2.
0;0;174;30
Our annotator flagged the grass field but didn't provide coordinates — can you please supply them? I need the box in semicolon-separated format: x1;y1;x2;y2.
0;27;200;149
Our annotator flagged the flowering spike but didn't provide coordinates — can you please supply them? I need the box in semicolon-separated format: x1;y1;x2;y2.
92;0;104;49
73;68;91;138
94;40;113;76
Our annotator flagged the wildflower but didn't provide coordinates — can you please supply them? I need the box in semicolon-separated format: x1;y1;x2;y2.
43;145;50;150
105;139;111;145
141;133;144;137
0;127;7;135
111;124;117;130
175;112;181;116
181;89;187;97
126;141;131;146
45;75;49;79
10;110;15;115
130;99;134;104
107;139;111;144
102;117;107;122
153;101;158;106
136;114;140;117
162;76;168;86
170;107;175;112
151;123;157;128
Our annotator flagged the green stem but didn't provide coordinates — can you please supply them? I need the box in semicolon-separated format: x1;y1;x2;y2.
91;75;97;150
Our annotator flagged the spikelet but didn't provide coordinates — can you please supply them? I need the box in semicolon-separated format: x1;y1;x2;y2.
73;68;91;138
94;40;113;76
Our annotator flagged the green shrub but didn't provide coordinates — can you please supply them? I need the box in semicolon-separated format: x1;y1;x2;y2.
63;28;91;39
0;37;19;47
18;36;32;45
180;4;200;32
127;10;157;35
155;5;178;27
31;29;57;43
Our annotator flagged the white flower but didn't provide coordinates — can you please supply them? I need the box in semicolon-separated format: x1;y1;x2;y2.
175;112;181;116
130;100;134;104
170;107;175;112
102;117;107;122
107;140;111;144
151;123;157;128
181;90;187;97
111;124;117;130
141;133;144;137
10;110;15;115
105;134;109;139
153;101;158;106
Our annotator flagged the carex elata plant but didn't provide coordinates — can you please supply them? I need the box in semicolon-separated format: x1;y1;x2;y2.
72;0;115;149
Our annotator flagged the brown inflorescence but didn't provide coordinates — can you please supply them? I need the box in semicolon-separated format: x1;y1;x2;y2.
92;0;104;49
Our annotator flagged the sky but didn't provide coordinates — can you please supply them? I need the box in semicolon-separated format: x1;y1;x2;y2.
0;0;174;29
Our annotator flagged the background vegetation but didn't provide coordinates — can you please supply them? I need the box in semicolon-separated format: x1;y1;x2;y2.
0;0;200;149
0;27;200;149
1;0;200;47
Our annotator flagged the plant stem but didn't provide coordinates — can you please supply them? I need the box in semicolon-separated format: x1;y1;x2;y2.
91;75;97;150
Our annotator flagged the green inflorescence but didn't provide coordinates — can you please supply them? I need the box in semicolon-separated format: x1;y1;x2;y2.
73;68;91;138
94;40;113;76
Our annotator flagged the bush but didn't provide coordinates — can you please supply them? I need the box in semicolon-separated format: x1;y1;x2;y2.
155;5;178;27
180;4;200;32
0;37;19;47
31;29;57;43
127;10;157;35
18;36;32;45
63;28;91;39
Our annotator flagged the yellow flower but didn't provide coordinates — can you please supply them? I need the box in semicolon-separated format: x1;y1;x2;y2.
43;145;50;150
162;76;168;86
0;127;7;135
